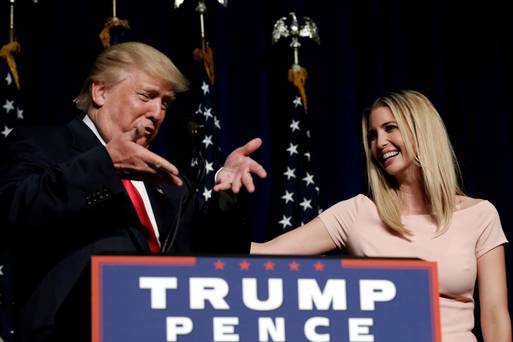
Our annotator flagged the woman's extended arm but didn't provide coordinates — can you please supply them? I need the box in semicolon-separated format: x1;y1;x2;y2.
477;245;512;342
250;217;337;255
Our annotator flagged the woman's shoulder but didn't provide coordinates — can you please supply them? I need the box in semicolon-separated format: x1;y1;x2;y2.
318;194;379;236
455;196;507;254
455;195;481;210
455;195;497;215
336;193;374;205
326;193;376;213
355;193;375;206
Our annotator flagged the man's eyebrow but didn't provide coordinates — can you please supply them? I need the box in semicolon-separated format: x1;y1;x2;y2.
140;86;158;93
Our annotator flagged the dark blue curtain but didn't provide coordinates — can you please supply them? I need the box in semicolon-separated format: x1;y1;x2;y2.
2;0;512;338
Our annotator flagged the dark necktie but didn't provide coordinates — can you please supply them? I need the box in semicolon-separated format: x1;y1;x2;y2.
122;179;160;253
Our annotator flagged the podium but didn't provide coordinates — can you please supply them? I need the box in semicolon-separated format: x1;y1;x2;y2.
92;255;441;342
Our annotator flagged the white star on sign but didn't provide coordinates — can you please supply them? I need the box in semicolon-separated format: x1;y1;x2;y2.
283;167;296;180
3;99;14;113
286;143;298;156
202;187;212;201
202;134;213;148
290;119;300;132
281;190;294;204
299;198;312;211
278;215;292;229
304;152;311;161
1;126;13;138
214;116;221;129
0;265;3;276
5;72;12;86
293;96;302;108
302;172;315;186
201;81;210;95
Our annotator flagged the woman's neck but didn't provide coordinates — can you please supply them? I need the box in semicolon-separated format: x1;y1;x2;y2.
397;172;430;215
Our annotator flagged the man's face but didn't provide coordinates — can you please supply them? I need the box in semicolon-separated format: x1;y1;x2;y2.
92;68;173;147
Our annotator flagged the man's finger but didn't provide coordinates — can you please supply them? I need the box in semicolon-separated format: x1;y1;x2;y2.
151;158;179;176
248;161;267;178
237;137;262;156
165;173;182;186
241;172;255;193
213;182;230;192
150;159;182;186
231;175;243;194
139;148;179;176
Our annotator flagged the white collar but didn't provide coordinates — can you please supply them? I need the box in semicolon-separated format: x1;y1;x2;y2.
82;114;107;146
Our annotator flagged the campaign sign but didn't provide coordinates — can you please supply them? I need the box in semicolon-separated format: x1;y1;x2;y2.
92;256;441;342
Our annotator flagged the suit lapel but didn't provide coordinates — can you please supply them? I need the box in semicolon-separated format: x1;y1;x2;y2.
67;117;102;152
66;117;148;252
146;182;188;247
146;184;175;242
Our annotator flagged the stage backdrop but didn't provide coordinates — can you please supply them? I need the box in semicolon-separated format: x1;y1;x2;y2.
1;0;511;339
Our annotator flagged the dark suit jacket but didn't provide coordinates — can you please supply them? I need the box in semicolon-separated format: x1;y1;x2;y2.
0;118;248;342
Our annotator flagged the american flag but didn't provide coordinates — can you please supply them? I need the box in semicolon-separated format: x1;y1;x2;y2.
190;47;222;203
0;41;25;342
0;42;24;139
277;65;321;231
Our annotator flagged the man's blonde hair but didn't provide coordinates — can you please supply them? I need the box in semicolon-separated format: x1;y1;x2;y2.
361;90;463;238
74;41;189;112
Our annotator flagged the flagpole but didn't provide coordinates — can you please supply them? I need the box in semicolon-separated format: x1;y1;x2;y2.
112;0;117;18
9;0;15;43
175;0;227;54
196;1;207;52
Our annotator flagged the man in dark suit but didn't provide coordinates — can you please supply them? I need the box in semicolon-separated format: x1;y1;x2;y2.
0;42;266;341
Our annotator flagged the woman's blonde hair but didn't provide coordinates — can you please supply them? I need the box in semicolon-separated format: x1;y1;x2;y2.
361;90;463;238
74;41;189;112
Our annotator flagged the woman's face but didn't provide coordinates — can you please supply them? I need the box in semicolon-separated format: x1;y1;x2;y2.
367;106;416;180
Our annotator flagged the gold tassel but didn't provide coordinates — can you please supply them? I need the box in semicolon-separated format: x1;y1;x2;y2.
0;41;21;90
99;17;130;49
193;47;215;84
288;65;308;112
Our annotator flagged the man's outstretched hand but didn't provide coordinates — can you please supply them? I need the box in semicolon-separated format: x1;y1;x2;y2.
106;126;183;186
213;138;267;193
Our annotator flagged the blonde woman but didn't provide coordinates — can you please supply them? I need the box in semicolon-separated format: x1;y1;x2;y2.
251;90;511;342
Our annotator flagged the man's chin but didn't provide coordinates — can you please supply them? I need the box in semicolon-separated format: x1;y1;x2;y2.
136;137;152;148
